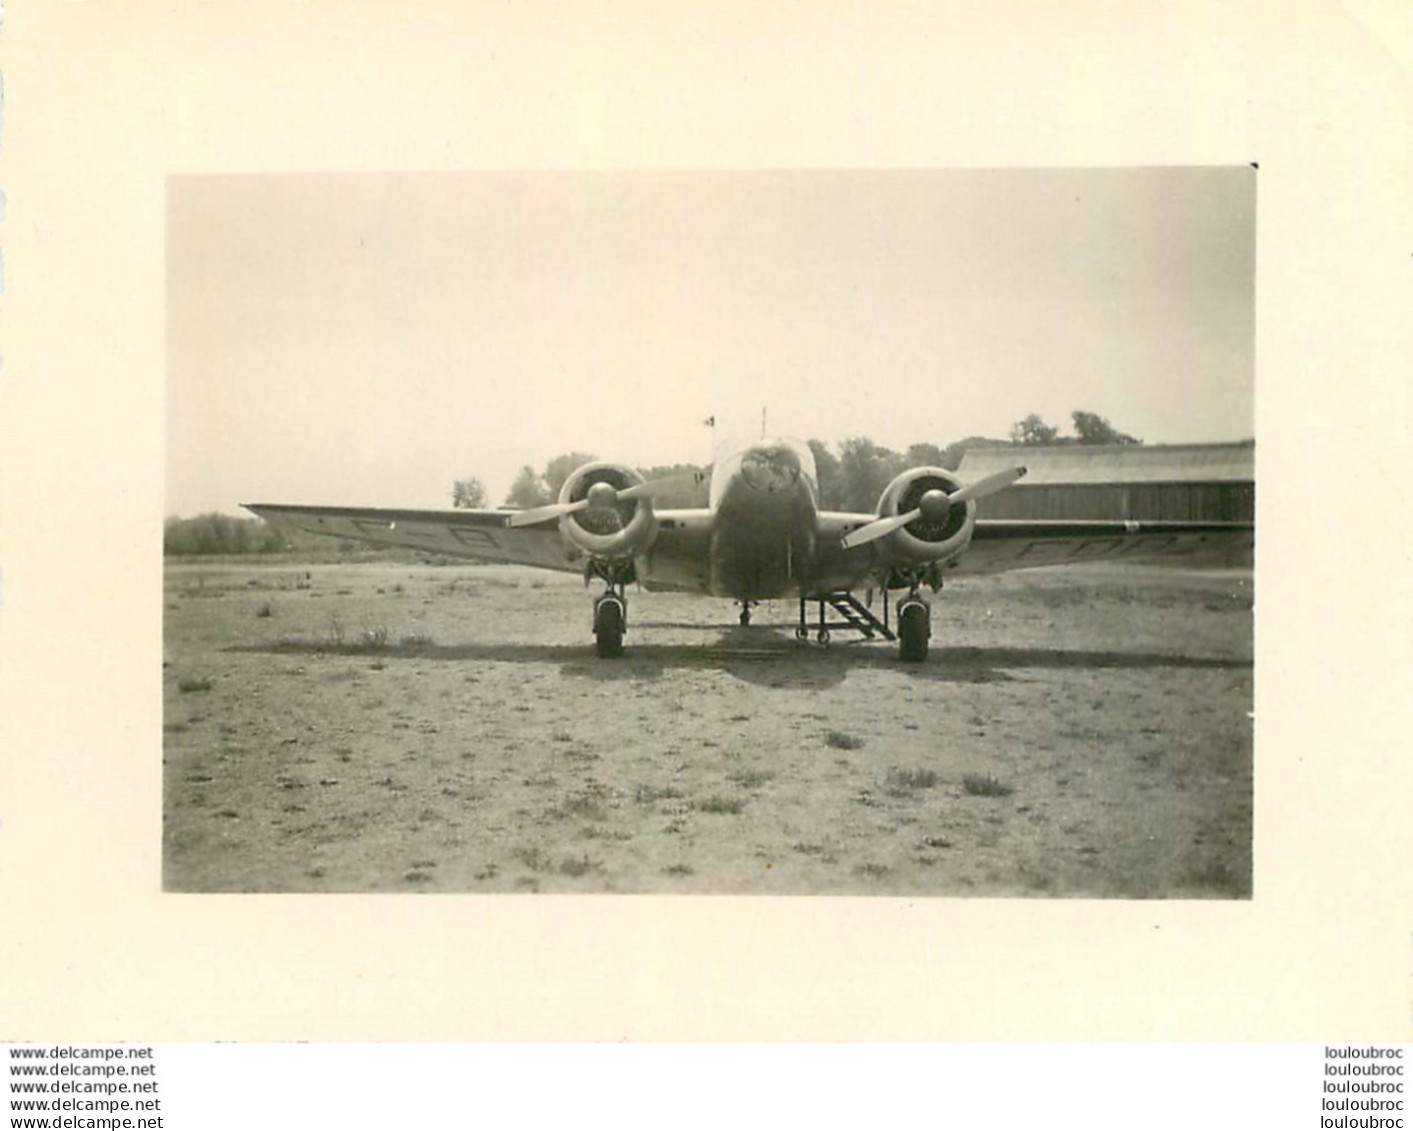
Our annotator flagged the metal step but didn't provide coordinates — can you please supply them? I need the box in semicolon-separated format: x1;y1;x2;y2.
822;592;896;641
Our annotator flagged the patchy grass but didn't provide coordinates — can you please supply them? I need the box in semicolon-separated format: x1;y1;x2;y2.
726;768;774;790
1184;859;1247;897
695;794;746;815
164;558;1252;896
515;846;552;873
554;791;610;822
962;773;1015;798
255;601;273;618
885;767;941;796
634;784;683;805
177;677;214;694
557;854;602;878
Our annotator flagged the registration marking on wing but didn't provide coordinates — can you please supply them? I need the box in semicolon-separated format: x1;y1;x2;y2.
448;527;503;550
1009;532;1232;563
352;518;402;538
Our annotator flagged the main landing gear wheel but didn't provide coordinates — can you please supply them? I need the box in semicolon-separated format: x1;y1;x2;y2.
739;603;753;627
898;598;930;663
594;595;625;658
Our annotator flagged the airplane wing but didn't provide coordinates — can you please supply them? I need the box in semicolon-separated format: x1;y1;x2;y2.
816;512;1252;580
243;502;586;572
953;520;1253;574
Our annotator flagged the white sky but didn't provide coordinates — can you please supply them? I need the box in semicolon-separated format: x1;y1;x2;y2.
166;167;1255;514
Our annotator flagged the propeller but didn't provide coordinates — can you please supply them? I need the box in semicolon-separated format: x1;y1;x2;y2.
506;473;694;528
944;465;1028;506
840;466;1027;550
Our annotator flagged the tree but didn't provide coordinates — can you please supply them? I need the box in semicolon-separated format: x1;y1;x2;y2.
543;452;599;502
451;477;487;509
638;463;709;507
504;465;550;508
1071;410;1140;445
807;439;843;510
836;436;904;512
1010;414;1062;446
163;513;286;556
904;442;948;469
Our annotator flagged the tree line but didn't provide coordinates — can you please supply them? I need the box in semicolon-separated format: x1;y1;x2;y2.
164;514;354;557
164;513;289;556
454;410;1140;514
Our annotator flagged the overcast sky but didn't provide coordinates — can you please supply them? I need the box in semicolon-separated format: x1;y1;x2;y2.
166;167;1255;515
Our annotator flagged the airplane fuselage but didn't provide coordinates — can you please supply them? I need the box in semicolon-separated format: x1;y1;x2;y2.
707;438;820;599
637;437;873;601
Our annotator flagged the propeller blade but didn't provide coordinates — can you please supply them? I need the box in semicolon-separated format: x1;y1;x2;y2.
947;465;1028;506
618;471;702;502
507;470;696;527
841;508;923;550
506;499;588;527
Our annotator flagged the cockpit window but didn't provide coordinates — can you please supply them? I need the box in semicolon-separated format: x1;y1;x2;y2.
740;446;802;494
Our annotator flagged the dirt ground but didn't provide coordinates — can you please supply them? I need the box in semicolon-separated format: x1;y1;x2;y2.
162;556;1252;897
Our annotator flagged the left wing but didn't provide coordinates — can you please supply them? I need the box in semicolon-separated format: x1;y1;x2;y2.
243;503;585;572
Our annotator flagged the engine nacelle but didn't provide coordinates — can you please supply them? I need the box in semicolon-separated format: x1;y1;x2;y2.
557;461;660;560
873;467;976;564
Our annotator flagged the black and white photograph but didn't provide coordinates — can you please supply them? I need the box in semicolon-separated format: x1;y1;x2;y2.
163;167;1255;897
7;0;1412;1082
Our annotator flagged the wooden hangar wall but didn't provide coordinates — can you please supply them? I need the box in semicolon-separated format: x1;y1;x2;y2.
958;441;1255;523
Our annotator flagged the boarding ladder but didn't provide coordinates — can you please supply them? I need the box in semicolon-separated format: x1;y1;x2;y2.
800;592;896;642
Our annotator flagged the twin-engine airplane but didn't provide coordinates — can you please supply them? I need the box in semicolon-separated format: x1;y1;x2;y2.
246;437;1252;661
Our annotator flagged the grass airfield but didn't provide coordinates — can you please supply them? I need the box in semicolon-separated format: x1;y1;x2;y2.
163;555;1252;897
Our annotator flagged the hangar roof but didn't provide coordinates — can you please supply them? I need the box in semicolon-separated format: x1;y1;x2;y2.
957;440;1254;485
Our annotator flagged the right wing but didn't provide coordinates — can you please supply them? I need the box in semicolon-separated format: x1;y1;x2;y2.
243;503;585;573
955;520;1254;574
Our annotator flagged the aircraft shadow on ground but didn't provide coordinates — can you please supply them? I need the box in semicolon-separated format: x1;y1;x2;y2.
228;631;1249;689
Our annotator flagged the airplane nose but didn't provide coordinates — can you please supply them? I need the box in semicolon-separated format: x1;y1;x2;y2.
740;445;802;494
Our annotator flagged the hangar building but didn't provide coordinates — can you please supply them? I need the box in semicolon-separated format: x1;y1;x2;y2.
956;440;1254;522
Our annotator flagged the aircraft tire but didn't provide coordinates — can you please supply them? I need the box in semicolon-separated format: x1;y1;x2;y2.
898;600;930;662
594;598;625;659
